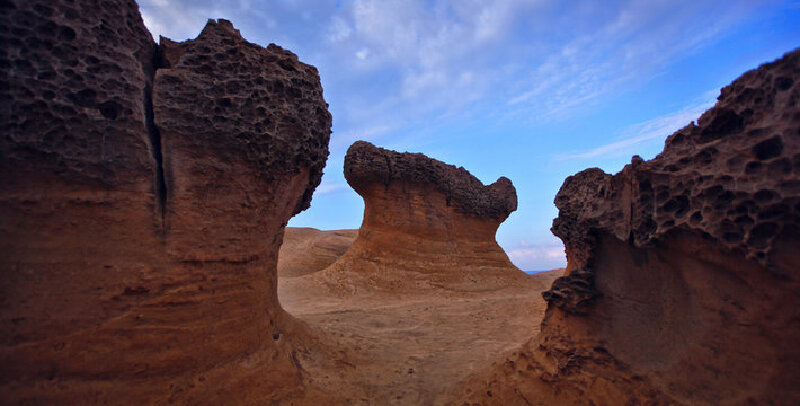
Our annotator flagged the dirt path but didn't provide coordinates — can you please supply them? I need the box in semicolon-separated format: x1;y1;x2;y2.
278;270;561;405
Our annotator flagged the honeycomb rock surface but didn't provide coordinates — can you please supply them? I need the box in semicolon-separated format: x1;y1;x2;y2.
548;49;800;313
0;0;156;189
154;19;331;259
345;141;517;220
454;49;800;406
155;19;330;220
0;2;332;404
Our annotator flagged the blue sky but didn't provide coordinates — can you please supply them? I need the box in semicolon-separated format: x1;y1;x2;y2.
140;0;800;271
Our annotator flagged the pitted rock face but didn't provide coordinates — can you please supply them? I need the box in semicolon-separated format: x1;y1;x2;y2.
0;0;156;190
345;141;517;220
0;2;332;404
155;19;331;216
455;50;800;406
154;19;331;260
547;49;800;313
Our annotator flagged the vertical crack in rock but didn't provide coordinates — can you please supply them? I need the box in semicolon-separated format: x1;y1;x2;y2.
1;4;332;403
143;45;168;229
382;153;394;190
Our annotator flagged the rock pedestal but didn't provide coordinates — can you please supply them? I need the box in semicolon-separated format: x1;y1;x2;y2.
0;2;331;403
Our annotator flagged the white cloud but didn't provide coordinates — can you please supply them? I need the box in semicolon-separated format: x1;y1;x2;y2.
331;124;394;149
328;16;352;42
345;0;542;112
558;94;716;160
138;0;764;131
402;69;447;98
315;183;348;195
505;1;754;121
138;0;210;41
508;242;566;271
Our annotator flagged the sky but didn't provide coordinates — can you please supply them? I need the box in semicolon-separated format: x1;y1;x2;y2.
139;0;800;272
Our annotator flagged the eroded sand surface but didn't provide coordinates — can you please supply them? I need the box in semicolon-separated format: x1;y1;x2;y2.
279;269;561;404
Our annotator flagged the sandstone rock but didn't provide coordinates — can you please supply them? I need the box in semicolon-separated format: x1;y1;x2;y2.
345;140;518;219
278;228;358;277
154;20;330;259
309;141;528;294
0;2;331;403
454;49;800;405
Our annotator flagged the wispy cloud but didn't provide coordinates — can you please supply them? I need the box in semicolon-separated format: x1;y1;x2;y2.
331;124;394;149
504;1;752;122
327;16;352;43
135;0;790;270
507;239;566;271
556;93;717;160
314;182;348;195
139;0;764;141
139;0;219;41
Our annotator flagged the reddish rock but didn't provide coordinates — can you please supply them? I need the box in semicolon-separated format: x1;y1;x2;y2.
0;2;331;403
312;141;527;293
154;20;330;259
454;50;800;405
345;140;518;220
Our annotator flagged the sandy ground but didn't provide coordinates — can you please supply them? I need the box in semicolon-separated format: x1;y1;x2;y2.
278;269;562;405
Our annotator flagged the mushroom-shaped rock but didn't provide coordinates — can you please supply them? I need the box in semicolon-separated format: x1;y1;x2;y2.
0;4;331;403
315;141;527;293
345;140;518;220
155;18;331;259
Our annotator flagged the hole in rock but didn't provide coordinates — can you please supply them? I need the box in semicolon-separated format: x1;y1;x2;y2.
752;136;783;160
749;222;779;248
775;76;793;91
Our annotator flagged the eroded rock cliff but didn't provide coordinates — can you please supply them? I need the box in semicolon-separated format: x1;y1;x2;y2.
311;141;527;294
0;1;331;403
455;50;800;405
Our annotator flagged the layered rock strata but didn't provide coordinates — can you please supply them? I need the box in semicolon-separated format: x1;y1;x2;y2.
455;50;800;405
278;228;358;277
316;141;527;293
0;1;331;403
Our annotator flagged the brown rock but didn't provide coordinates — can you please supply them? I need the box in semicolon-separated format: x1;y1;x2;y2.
345;140;518;219
278;227;358;277
0;2;331;404
454;50;800;405
309;141;527;294
154;20;331;259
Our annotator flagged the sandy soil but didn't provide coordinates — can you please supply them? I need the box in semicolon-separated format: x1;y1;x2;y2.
278;268;562;405
278;228;358;276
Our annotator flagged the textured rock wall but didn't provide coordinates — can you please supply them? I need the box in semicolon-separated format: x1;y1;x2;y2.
155;21;330;259
316;141;526;293
0;1;331;404
345;141;517;220
454;50;800;405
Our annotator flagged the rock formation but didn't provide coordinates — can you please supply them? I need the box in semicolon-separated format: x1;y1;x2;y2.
311;141;527;294
455;50;800;404
0;1;331;403
278;227;358;277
